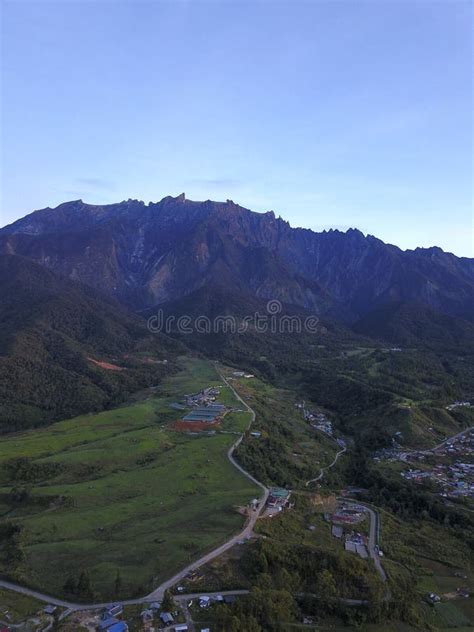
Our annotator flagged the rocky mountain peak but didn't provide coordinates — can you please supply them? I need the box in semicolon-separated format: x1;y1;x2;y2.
0;195;472;322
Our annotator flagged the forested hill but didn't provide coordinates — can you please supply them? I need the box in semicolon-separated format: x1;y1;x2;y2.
0;255;182;432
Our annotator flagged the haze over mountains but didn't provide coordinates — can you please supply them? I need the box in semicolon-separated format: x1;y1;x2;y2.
1;194;473;326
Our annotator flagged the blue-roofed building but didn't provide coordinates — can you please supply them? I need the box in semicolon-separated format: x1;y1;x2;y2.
108;623;128;632
160;612;174;624
98;618;119;631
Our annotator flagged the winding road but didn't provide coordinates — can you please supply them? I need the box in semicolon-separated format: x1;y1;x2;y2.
418;424;473;455
336;499;387;583
305;445;346;487
0;366;269;614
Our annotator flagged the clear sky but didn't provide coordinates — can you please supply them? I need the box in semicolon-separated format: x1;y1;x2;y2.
1;0;472;256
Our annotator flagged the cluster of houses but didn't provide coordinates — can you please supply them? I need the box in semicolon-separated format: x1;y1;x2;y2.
401;461;474;499
401;468;431;482
180;387;227;424
267;487;291;510
171;386;227;424
445;400;472;411
185;387;221;408
331;520;371;560
139;603;175;629
94;602;192;632
310;416;333;436
435;430;474;457
295;402;334;436
97;603;128;632
264;488;292;517
374;429;474;500
344;532;369;559
329;504;372;559
373;447;408;462
395;430;474;500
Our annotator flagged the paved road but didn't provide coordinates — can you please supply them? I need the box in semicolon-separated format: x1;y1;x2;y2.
306;446;346;486
420;425;473;455
0;578;80;609
0;366;269;615
362;505;386;582
174;589;249;602
146;368;269;601
336;498;387;584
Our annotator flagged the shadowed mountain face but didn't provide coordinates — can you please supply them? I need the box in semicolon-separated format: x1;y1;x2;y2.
0;255;181;431
1;194;473;322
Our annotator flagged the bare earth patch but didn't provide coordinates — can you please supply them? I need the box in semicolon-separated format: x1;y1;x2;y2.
87;357;126;371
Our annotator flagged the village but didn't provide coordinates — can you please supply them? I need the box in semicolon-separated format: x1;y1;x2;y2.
50;596;229;632
295;402;334;436
374;428;474;501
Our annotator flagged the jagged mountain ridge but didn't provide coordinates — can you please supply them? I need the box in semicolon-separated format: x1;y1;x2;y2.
1;194;473;322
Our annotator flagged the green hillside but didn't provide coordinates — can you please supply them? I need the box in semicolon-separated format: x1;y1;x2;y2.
0;255;182;432
0;358;259;599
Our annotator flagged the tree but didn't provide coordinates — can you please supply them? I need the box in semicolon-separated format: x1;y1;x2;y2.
162;589;175;612
63;575;77;595
0;522;25;574
315;569;338;610
114;570;123;597
77;570;93;600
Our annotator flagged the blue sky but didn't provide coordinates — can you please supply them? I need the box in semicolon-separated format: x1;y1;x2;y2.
1;1;472;256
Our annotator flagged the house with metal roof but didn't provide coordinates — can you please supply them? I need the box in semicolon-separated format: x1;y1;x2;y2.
98;618;119;631
102;604;123;619
108;623;128;632
160;612;174;624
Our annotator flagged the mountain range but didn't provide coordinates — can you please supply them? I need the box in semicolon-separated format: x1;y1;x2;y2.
1;194;473;433
2;194;473;324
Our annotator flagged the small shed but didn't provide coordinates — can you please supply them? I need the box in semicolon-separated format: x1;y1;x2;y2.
44;605;57;615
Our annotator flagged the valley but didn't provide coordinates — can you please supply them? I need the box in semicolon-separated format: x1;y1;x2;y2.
0;199;473;631
1;364;472;632
0;358;262;599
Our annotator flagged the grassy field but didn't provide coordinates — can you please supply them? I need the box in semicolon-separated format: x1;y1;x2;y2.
0;358;260;600
0;588;43;624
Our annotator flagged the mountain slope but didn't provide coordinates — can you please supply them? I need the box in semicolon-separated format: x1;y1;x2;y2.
145;281;361;379
354;301;474;353
0;255;181;431
1;195;473;323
